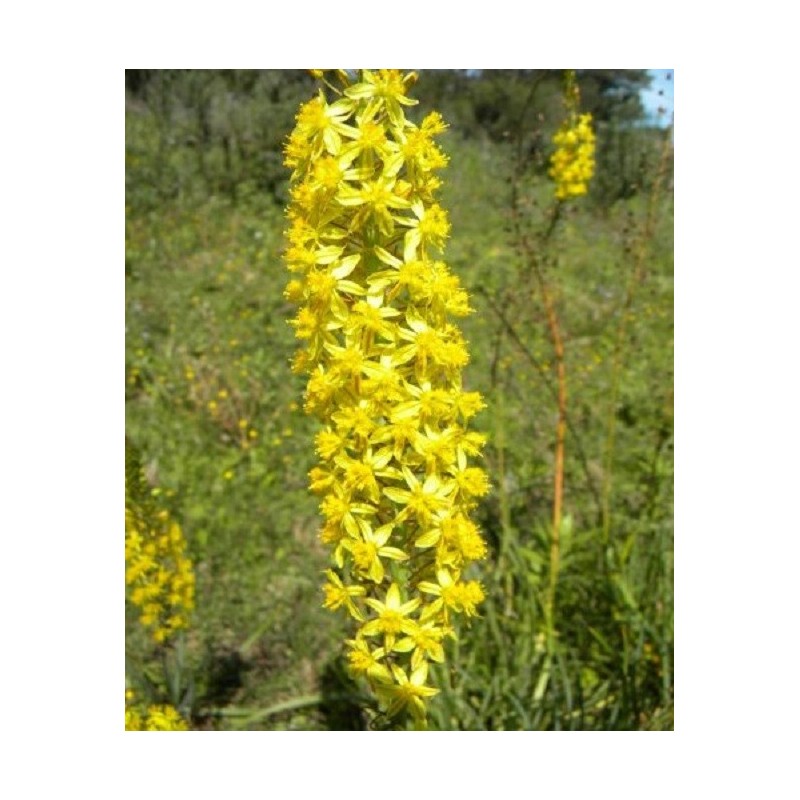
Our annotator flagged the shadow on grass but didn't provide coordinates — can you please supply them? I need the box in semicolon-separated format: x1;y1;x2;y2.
318;655;368;731
200;646;251;708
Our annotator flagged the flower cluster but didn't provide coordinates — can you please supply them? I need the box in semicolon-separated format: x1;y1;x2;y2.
125;689;188;731
125;457;195;644
549;75;595;200
283;69;488;726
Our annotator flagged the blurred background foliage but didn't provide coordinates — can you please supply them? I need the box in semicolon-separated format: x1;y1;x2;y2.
125;69;673;730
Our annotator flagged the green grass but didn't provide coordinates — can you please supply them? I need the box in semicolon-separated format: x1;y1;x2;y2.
125;87;673;730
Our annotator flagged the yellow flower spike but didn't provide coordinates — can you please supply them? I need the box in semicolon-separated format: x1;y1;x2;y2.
125;444;195;645
549;73;596;200
284;69;486;723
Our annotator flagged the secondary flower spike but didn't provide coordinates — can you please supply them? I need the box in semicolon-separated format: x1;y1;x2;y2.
549;72;596;200
283;69;488;727
125;441;195;645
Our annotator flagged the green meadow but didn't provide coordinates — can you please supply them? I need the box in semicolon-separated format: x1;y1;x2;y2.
125;70;673;730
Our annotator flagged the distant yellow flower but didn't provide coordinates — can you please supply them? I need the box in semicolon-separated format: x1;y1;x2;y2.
550;113;595;199
125;447;195;644
125;690;188;731
549;74;595;200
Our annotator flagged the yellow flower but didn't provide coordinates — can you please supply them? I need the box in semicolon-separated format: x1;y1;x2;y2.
346;637;392;683
418;568;485;618
322;569;367;621
342;522;407;584
448;449;491;503
383;466;454;527
362;583;421;652
401;200;451;261
395;620;448;670
285;92;356;170
376;662;439;725
344;69;418;128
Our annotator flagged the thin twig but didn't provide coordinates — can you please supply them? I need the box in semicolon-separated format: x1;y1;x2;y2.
476;285;601;514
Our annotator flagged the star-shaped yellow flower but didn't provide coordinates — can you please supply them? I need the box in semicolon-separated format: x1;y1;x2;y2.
361;583;420;651
377;661;439;726
322;570;366;621
343;523;407;584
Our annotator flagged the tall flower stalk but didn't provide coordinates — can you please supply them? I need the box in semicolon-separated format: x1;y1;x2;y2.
283;69;488;727
503;71;597;679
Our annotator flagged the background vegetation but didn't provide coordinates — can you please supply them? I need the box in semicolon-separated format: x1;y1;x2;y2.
125;69;673;730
